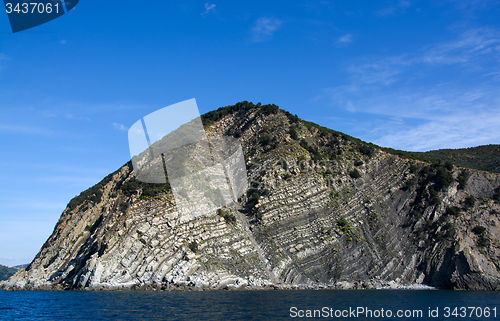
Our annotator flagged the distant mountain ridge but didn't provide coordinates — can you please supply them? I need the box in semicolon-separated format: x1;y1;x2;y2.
2;101;500;291
0;265;18;281
417;145;500;174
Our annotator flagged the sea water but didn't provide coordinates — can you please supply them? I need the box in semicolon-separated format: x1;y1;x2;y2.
1;289;499;320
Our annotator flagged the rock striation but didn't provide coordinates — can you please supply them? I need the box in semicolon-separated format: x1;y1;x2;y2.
2;102;500;291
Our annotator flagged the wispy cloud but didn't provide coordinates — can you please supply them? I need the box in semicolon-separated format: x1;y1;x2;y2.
335;34;353;46
375;111;500;151
330;28;500;88
0;256;14;261
346;55;411;86
251;17;282;42
447;0;500;12
422;28;500;65
0;124;60;137
66;113;91;121
377;0;411;16
316;28;500;151
0;53;10;74
112;122;128;132
201;3;216;16
60;39;67;45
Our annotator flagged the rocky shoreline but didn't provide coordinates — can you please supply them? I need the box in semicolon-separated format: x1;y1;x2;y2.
1;274;437;291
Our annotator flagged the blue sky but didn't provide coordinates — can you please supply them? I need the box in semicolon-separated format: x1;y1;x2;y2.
1;0;500;266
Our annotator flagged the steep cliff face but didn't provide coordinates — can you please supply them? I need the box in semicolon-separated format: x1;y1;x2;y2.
3;102;500;290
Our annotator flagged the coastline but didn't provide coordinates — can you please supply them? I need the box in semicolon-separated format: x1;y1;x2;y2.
0;278;439;291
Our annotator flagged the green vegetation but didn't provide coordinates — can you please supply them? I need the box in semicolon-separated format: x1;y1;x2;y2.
67;169;119;211
472;226;489;247
464;195;476;208
201;101;255;127
250;192;260;204
201;101;498;175
436;167;454;190
119;177;171;200
217;208;236;224
472;226;486;235
381;147;433;163
278;159;288;171
404;177;417;190
118;202;129;212
188;241;199;253
64;101;499;228
0;265;18;281
457;170;470;190
444;161;454;171
349;169;361;179
337;218;351;233
289;126;298;140
446;206;461;216
359;144;375;157
418;144;500;174
477;236;489;247
259;134;271;146
300;139;321;160
493;187;500;202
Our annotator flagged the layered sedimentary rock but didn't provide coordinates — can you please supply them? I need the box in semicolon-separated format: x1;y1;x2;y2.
3;102;500;290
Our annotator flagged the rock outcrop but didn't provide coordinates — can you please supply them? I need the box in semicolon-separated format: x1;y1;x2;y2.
3;102;500;291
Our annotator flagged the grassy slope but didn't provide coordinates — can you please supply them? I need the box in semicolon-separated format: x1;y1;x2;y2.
417;145;500;174
0;265;18;281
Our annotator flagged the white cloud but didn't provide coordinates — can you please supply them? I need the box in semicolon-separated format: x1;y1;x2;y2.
336;34;353;46
328;28;500;88
319;84;500;151
0;53;10;74
346;55;411;86
0;124;60;136
201;3;216;15
0;257;14;261
374;109;500;151
422;28;500;65
112;122;128;132
316;28;500;151
251;17;282;42
66;113;91;121
447;0;500;12
377;0;411;16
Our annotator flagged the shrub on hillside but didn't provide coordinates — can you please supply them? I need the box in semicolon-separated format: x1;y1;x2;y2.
349;169;361;179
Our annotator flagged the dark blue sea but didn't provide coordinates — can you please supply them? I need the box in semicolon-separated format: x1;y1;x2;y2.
1;289;499;320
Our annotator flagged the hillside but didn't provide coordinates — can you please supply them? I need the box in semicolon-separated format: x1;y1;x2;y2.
0;265;18;281
417;145;500;174
2;101;500;291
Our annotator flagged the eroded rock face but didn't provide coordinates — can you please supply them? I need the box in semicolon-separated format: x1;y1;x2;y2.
2;104;500;291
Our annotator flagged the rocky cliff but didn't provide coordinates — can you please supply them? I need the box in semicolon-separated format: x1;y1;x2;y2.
3;102;500;291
